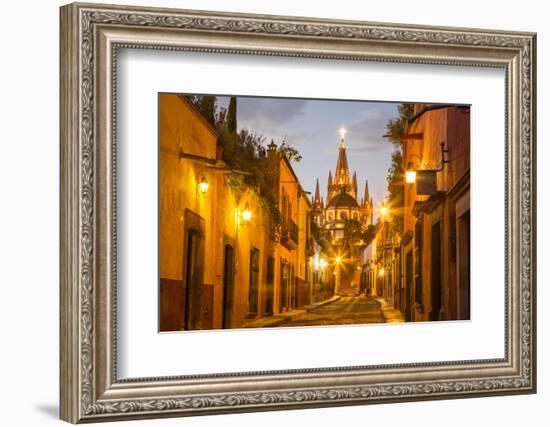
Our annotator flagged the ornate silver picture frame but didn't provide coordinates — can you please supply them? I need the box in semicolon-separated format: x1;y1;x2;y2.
60;2;536;423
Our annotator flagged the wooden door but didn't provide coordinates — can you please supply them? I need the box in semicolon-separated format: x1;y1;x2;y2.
222;244;235;329
182;210;205;330
430;221;442;321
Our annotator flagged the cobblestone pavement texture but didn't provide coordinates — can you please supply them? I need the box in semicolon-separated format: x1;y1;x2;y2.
278;295;385;327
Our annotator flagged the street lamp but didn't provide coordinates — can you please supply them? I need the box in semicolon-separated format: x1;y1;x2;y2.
198;176;209;194
380;204;389;220
405;162;417;184
335;256;342;265
379;267;385;277
241;202;252;223
405;143;449;188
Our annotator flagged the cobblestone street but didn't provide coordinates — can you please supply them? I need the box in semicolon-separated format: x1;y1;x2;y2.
277;295;386;327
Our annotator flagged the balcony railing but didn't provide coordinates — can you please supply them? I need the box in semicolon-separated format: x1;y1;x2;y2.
281;219;298;250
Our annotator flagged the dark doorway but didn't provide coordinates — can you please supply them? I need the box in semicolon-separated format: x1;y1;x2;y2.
405;250;413;322
222;244;235;329
458;210;470;320
414;220;423;310
183;228;204;330
248;248;260;315
430;221;442;321
265;256;274;315
181;210;205;331
280;260;289;312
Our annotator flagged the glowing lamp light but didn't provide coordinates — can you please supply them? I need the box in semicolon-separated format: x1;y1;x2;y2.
198;176;209;194
319;259;328;269
335;256;342;265
380;205;389;219
313;253;320;271
405;169;417;184
379;267;386;277
241;202;252;223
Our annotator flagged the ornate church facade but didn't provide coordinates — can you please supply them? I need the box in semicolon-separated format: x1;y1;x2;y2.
312;129;374;244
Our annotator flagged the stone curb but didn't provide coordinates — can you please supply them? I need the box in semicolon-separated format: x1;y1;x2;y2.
302;295;342;312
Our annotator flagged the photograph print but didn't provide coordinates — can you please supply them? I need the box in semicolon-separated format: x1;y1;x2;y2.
158;93;471;332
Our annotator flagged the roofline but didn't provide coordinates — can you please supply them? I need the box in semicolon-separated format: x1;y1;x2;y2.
281;154;300;184
407;103;470;124
280;154;311;206
174;94;219;138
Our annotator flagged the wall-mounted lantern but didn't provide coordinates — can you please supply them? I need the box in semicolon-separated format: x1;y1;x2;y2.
404;142;449;195
405;163;417;184
241;202;252;223
198;176;209;194
379;267;386;277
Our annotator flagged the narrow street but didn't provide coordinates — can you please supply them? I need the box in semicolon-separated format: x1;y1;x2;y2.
278;295;386;327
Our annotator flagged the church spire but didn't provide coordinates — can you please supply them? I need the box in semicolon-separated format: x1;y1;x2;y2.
363;180;370;207
313;178;322;208
334;128;350;188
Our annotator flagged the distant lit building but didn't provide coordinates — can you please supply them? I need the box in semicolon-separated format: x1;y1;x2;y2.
312;129;374;239
311;129;374;292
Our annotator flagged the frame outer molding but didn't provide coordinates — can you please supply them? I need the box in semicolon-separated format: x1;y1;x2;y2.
60;2;536;423
60;4;81;423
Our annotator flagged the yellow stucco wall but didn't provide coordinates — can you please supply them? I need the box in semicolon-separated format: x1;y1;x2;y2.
159;94;218;283
159;94;277;329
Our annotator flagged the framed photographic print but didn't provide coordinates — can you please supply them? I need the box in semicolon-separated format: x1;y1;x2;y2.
60;2;537;423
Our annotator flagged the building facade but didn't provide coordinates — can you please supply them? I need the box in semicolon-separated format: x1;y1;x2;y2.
366;103;470;322
159;94;320;331
367;220;400;301
402;104;470;321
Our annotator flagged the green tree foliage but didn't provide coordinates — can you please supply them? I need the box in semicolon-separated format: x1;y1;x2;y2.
188;95;303;242
343;219;376;253
226;96;237;135
278;140;302;163
310;216;332;253
383;103;414;235
189;95;217;127
188;95;301;172
385;104;414;145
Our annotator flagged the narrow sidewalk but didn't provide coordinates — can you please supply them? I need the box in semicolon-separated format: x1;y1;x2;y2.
375;297;405;323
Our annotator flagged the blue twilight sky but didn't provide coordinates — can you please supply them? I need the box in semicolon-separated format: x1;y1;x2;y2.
215;95;400;211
